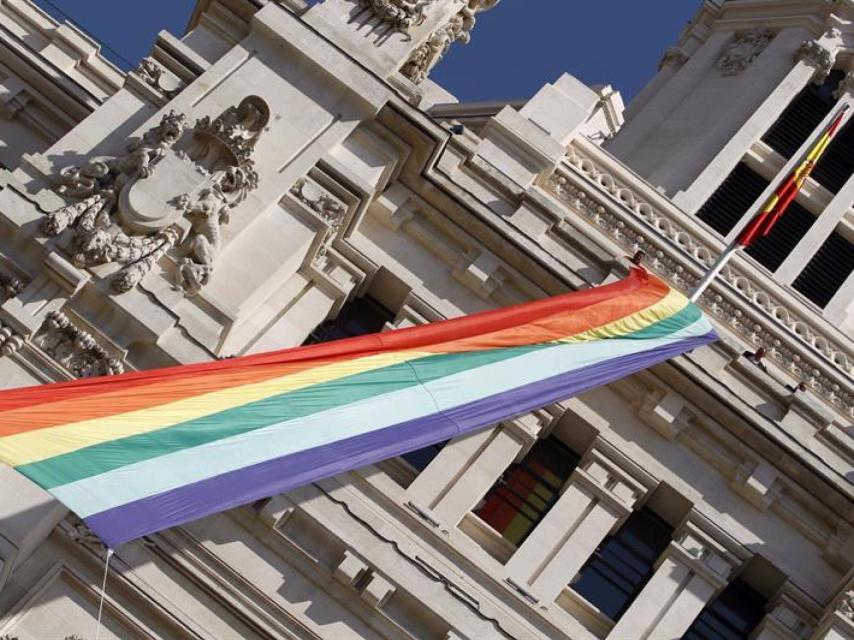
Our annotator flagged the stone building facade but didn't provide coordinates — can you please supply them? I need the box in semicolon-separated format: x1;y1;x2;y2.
0;0;850;638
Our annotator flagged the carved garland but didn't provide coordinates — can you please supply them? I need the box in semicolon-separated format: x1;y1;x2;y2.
550;148;853;417
400;0;499;85
41;96;268;296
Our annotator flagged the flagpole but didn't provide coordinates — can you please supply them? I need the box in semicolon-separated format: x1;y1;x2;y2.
689;241;737;302
688;102;850;303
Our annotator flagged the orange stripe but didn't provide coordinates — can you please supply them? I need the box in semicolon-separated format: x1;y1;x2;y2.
0;270;668;436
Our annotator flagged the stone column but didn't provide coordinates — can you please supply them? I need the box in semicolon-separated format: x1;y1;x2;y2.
673;29;838;213
824;268;854;325
775;73;854;284
607;513;748;640
503;440;654;604
753;584;820;640
406;411;553;528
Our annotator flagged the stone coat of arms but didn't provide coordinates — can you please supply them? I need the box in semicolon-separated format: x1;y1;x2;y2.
42;96;270;295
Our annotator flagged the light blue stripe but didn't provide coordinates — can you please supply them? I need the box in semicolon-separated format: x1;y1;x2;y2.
52;319;711;517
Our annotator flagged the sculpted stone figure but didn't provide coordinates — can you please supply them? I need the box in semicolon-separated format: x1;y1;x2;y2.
357;0;431;31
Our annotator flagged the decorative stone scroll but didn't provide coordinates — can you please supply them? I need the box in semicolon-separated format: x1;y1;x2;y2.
134;56;183;99
400;0;499;84
34;311;124;378
0;322;23;357
42;96;267;296
658;46;689;72
290;178;347;260
356;0;432;32
797;39;835;83
717;27;773;76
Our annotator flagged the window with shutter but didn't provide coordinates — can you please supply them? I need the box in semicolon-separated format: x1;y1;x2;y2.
683;579;767;640
697;163;769;236
474;437;580;547
793;228;854;308
763;70;843;160
570;508;672;621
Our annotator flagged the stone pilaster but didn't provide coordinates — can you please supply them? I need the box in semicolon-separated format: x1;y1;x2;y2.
607;512;748;639
503;440;654;604
753;584;820;640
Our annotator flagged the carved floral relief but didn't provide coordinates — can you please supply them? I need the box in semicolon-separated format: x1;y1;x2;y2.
41;96;268;297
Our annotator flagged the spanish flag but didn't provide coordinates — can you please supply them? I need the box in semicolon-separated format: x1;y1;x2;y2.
738;104;849;247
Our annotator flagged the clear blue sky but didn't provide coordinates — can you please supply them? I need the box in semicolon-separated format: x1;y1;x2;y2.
33;0;699;102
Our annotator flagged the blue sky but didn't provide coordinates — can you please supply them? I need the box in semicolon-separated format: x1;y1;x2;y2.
33;0;698;103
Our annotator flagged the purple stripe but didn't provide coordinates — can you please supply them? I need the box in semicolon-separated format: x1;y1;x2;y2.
84;332;715;547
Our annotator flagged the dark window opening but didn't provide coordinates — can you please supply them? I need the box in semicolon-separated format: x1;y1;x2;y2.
812;118;854;193
474;437;580;547
763;70;843;160
684;579;768;640
304;296;394;344
744;199;815;272
793;229;854;308
697;163;769;236
304;296;450;471
571;508;672;621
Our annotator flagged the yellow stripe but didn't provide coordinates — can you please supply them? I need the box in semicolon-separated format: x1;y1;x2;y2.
0;291;687;466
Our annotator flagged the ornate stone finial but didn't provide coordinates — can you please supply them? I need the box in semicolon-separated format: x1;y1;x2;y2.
400;0;499;84
658;46;689;72
717;27;773;76
797;39;835;83
356;0;432;32
40;96;268;297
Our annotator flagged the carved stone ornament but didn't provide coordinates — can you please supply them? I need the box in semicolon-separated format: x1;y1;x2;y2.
35;311;124;378
717;27;773;76
658;46;689;71
0;322;23;357
291;178;347;260
356;0;432;32
400;0;499;84
839;589;854;619
833;71;854;99
134;56;182;99
0;266;24;300
41;96;268;296
797;39;835;83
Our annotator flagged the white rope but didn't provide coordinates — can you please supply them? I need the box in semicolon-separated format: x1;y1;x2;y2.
94;547;114;640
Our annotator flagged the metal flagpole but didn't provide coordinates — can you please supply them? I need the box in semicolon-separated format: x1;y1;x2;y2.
94;547;114;640
689;241;737;302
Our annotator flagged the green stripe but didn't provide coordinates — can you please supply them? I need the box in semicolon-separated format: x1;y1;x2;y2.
20;345;545;489
20;302;700;490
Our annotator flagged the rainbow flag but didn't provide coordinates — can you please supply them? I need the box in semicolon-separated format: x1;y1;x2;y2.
0;268;716;548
